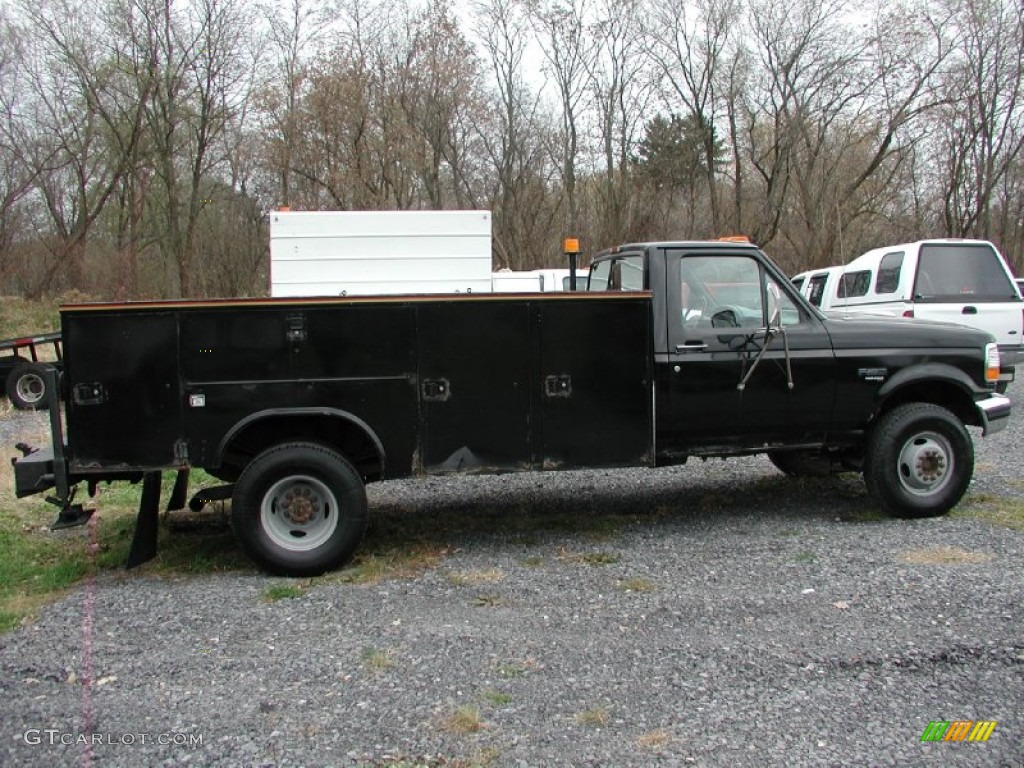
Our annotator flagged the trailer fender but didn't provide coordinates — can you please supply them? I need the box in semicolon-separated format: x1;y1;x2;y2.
215;408;388;481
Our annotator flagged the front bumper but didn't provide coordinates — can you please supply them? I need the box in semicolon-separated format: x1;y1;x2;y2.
976;393;1012;436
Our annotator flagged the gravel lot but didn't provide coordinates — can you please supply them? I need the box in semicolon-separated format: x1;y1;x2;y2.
1;383;1022;768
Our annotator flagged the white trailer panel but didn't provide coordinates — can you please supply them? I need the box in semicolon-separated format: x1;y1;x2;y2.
270;210;493;297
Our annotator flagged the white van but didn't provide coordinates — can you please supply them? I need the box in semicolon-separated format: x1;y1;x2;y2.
795;239;1024;380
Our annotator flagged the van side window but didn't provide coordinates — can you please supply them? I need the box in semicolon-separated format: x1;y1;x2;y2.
875;252;903;294
837;270;870;299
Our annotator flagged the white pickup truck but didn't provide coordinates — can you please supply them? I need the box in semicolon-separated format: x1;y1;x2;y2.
793;239;1024;385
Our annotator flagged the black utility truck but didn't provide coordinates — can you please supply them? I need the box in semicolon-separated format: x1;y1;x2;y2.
11;239;1012;576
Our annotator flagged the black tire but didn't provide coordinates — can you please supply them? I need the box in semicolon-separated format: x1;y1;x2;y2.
6;362;49;410
863;403;973;518
767;450;833;478
231;442;368;576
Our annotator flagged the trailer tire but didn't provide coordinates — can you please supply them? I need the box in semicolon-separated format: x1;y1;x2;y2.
863;403;973;519
6;362;49;410
231;442;368;577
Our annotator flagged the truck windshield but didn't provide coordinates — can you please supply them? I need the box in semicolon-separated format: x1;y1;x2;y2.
914;243;1018;301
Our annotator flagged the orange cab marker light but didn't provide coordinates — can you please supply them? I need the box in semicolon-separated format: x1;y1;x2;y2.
564;237;580;254
717;235;751;243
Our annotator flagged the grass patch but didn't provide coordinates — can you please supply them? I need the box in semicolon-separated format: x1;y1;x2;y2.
899;546;993;565
442;704;485;734
0;296;61;339
637;729;673;750
618;578;655;592
792;550;816;564
361;646;397;671
262;583;306;602
0;466;251;632
574;706;610;727
954;493;1024;531
472;594;505;607
495;659;537;678
480;689;512;707
557;548;620;566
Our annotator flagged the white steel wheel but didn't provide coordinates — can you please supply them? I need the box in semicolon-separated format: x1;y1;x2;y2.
232;442;369;576
895;431;955;498
260;474;339;552
6;362;49;410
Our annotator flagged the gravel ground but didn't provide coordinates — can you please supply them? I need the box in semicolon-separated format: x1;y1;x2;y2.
1;383;1023;768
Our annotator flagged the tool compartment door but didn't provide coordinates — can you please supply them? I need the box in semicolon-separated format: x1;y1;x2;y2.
536;294;654;469
417;299;532;473
62;310;182;467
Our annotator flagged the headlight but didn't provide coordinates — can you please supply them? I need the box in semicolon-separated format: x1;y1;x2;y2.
985;342;1001;383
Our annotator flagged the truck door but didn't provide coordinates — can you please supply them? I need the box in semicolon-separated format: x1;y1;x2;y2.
659;248;836;455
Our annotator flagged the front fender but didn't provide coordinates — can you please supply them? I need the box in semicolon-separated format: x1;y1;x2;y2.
877;362;984;400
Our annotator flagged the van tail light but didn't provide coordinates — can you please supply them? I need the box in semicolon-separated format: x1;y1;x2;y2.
985;343;1001;383
902;309;914;318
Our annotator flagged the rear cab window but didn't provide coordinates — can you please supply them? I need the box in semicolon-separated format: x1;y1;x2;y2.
914;243;1018;301
588;254;646;291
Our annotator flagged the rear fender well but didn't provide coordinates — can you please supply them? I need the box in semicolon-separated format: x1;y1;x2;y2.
215;408;387;482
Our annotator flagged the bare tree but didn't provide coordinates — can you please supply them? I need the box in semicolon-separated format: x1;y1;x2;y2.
586;0;652;246
645;0;737;234
525;0;593;237
0;14;41;291
143;0;254;296
472;0;560;268
258;0;333;209
936;0;1024;241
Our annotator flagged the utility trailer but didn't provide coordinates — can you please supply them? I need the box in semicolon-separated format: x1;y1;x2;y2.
0;331;62;410
12;239;1012;577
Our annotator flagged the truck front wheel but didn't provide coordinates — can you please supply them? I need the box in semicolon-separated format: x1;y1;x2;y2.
864;403;973;518
6;362;49;410
231;442;368;576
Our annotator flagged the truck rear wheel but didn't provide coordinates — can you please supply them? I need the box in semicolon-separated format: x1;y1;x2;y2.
6;362;49;410
231;442;368;576
863;403;973;518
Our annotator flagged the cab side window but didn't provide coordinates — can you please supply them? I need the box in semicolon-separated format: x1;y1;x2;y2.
837;270;870;299
678;254;806;332
807;274;829;307
875;252;904;294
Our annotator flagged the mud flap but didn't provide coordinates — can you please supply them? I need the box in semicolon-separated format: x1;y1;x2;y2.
126;471;162;568
167;469;190;511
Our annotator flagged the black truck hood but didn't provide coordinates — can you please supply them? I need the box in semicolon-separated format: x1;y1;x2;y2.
819;314;994;350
